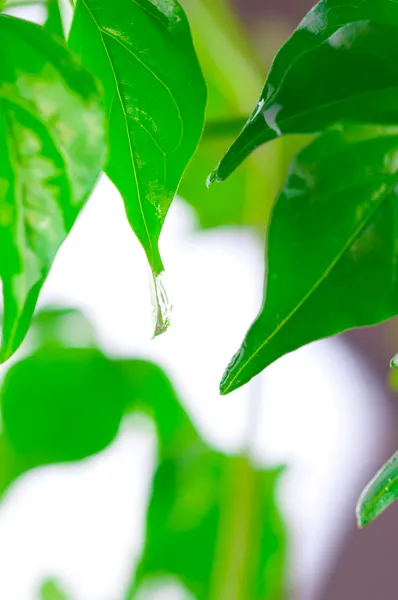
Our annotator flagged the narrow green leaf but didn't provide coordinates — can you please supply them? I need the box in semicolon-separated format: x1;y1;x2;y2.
0;15;106;362
220;125;398;394
45;0;64;39
69;0;206;334
210;0;398;184
357;452;398;527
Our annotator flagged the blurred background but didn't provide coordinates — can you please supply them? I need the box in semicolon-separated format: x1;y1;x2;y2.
1;0;398;599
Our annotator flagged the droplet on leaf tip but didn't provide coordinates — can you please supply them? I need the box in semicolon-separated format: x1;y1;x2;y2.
206;169;220;188
152;271;172;338
390;354;398;369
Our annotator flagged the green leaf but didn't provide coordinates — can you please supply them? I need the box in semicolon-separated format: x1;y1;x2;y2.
69;0;206;333
357;451;398;527
120;354;286;599
209;0;398;184
0;15;106;362
220;125;398;394
0;324;286;598
130;452;285;600
40;579;71;600
178;0;304;230
45;0;64;39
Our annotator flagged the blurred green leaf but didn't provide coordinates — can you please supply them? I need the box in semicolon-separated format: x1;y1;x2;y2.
120;362;285;600
220;125;398;394
357;451;398;527
179;0;305;230
210;0;398;184
45;0;64;39
69;0;206;333
30;306;98;350
0;15;106;362
130;451;285;600
40;579;70;600
0;330;286;598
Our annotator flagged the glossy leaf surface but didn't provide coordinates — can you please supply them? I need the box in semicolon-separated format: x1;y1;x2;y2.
69;0;206;331
210;0;398;184
220;125;398;394
357;451;398;527
0;15;106;361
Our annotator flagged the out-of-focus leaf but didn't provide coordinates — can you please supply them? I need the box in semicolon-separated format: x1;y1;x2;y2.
0;15;106;362
0;349;193;495
357;451;398;527
45;0;64;38
40;579;71;600
69;0;206;334
130;451;285;600
209;0;398;184
30;306;98;349
0;333;286;598
179;0;304;230
0;348;125;491
220;125;398;394
119;363;285;600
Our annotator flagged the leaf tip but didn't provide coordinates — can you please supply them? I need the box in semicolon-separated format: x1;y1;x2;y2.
206;168;222;188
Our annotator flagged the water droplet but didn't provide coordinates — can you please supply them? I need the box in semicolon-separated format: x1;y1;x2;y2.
206;169;221;188
390;354;398;369
263;103;283;136
152;271;172;337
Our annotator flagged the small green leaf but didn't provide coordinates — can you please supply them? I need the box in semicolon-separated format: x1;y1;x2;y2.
69;0;206;333
210;0;398;184
40;579;71;600
357;451;398;527
220;125;398;394
0;15;106;362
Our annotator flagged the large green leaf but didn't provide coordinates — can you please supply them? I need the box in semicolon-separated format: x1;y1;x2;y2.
178;0;303;231
357;451;398;527
0;15;106;362
220;125;398;394
69;0;206;333
209;0;398;184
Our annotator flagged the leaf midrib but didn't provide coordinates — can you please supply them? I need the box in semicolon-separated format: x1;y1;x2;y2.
80;0;155;266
